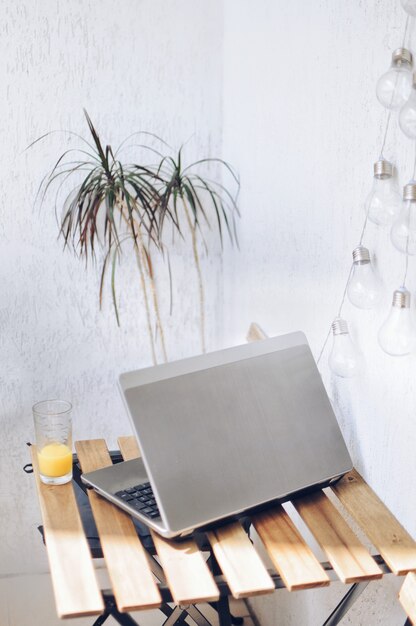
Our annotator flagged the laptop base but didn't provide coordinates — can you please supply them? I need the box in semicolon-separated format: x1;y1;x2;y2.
82;457;346;539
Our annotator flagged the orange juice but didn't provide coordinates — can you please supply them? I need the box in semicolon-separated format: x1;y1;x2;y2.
37;443;72;477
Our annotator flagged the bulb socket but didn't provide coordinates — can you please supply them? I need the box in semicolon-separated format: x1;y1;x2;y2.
403;181;416;200
392;287;411;308
352;246;371;264
374;159;393;179
331;318;349;336
392;47;413;66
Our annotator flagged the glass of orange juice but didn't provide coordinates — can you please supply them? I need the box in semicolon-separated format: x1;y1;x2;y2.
33;400;73;485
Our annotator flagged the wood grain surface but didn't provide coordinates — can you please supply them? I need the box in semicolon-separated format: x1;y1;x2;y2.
31;446;104;618
293;491;382;583
253;505;330;591
76;439;161;611
207;522;274;598
399;572;416;624
332;470;416;575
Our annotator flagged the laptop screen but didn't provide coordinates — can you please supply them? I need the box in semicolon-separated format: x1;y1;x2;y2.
120;333;352;532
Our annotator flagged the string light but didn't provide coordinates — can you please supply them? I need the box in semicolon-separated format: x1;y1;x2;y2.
402;0;416;17
378;286;416;355
347;246;382;309
328;319;362;378
391;179;416;254
317;11;414;375
378;230;415;357
379;151;416;357
376;47;413;110
364;159;401;227
399;73;416;137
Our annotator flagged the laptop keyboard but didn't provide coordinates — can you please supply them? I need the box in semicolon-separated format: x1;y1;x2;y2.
115;482;160;519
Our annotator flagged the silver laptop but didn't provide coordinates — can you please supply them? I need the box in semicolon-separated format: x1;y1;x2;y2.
81;332;352;538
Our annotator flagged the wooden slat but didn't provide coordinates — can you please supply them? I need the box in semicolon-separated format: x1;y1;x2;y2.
118;435;141;458
75;439;161;611
253;505;330;591
246;322;267;342
118;436;220;605
151;532;220;604
399;572;416;624
293;491;382;583
207;522;275;598
117;436;139;459
332;470;416;575
30;446;104;618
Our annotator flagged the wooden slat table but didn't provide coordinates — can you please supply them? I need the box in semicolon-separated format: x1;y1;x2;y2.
31;437;416;626
28;323;416;626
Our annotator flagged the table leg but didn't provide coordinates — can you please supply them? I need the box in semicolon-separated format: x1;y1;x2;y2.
322;582;369;626
91;611;111;626
161;605;187;626
186;605;215;626
208;601;244;625
217;596;233;626
100;594;142;626
108;609;141;626
158;602;189;625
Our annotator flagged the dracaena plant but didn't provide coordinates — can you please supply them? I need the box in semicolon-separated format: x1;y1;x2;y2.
33;110;239;362
153;150;239;353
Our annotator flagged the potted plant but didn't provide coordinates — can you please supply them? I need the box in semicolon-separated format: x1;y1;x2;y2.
33;111;239;361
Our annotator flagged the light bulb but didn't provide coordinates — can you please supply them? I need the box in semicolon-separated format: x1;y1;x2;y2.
364;159;401;226
401;0;416;16
347;246;382;309
376;48;413;110
391;180;416;254
378;287;416;355
328;319;362;378
399;73;416;138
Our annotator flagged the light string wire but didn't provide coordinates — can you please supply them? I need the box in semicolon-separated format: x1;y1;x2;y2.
316;13;411;367
403;248;410;286
403;14;411;48
401;139;416;287
379;110;393;160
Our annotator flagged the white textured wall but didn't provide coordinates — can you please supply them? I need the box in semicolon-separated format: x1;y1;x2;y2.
2;2;415;625
223;0;415;624
0;0;224;576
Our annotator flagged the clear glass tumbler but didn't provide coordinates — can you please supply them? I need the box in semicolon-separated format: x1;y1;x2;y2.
33;400;73;485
